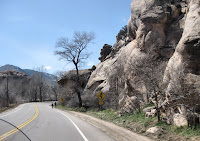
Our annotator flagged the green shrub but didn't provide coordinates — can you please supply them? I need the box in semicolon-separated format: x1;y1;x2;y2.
116;25;127;41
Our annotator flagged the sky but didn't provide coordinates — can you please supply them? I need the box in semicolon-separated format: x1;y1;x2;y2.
0;0;132;74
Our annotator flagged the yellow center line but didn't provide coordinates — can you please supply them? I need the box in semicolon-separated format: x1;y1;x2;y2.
0;104;39;141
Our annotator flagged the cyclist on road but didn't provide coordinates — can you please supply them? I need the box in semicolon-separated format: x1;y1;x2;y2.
51;103;53;109
54;102;57;108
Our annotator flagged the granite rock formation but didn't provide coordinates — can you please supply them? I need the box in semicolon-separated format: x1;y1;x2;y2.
58;0;200;124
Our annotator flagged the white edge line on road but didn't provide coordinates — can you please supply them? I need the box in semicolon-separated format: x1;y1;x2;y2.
57;110;89;141
0;104;25;118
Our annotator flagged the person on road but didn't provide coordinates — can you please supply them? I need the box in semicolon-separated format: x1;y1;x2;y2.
51;103;53;109
54;102;56;108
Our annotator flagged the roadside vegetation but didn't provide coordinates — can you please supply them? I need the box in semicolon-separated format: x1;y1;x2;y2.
0;103;20;114
58;104;200;140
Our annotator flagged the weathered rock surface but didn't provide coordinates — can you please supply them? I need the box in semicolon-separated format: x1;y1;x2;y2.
0;70;27;77
58;69;93;107
173;113;188;127
146;126;165;140
146;126;163;134
0;70;30;107
59;0;200;124
98;44;112;62
162;0;200;123
143;106;155;114
83;0;196;110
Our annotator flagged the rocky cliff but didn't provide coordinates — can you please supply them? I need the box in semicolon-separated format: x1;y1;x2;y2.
57;69;93;107
0;64;56;84
58;0;200;124
0;70;30;107
82;0;200;122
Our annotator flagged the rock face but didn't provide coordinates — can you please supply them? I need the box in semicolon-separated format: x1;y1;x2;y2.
58;69;92;107
173;114;188;127
0;70;27;77
59;0;200;124
83;0;192;105
162;0;200;123
0;70;30;107
98;44;112;62
0;64;56;84
128;0;187;57
83;40;146;108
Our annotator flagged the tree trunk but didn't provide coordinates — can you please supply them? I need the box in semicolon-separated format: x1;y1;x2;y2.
39;87;42;102
6;76;9;107
155;92;160;122
75;63;79;80
55;94;58;101
77;91;82;107
146;92;149;103
74;63;82;107
34;91;37;102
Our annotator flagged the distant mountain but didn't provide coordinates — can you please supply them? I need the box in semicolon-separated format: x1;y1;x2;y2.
0;64;57;84
0;64;26;74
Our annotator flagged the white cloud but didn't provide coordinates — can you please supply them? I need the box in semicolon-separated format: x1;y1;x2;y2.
44;66;52;70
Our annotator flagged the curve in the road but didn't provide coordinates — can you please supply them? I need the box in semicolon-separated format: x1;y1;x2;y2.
0;104;39;141
0;104;25;118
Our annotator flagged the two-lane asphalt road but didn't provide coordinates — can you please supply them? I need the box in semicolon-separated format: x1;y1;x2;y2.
0;103;115;141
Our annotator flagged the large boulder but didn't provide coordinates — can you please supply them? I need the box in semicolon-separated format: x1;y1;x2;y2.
98;44;112;62
57;69;92;107
146;126;165;140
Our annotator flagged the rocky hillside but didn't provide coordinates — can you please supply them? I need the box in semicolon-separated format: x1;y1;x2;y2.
0;64;56;84
58;0;200;125
83;0;200;123
0;70;30;107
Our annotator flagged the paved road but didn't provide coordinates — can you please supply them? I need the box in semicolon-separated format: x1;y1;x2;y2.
0;102;115;141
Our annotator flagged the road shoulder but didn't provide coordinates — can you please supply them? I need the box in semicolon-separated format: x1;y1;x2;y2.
60;109;153;141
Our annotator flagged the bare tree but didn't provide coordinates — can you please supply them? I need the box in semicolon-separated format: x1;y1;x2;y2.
27;67;46;102
50;70;67;101
165;62;200;129
0;71;30;106
128;49;167;121
28;73;38;102
0;74;10;107
5;76;9;106
55;31;95;107
0;72;15;106
50;85;59;101
35;67;46;102
51;73;61;101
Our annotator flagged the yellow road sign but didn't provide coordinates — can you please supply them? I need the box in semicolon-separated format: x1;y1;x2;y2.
99;99;103;105
97;91;105;100
61;98;64;103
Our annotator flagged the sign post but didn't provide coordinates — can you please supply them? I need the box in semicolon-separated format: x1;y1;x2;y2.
97;91;106;111
61;98;64;105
